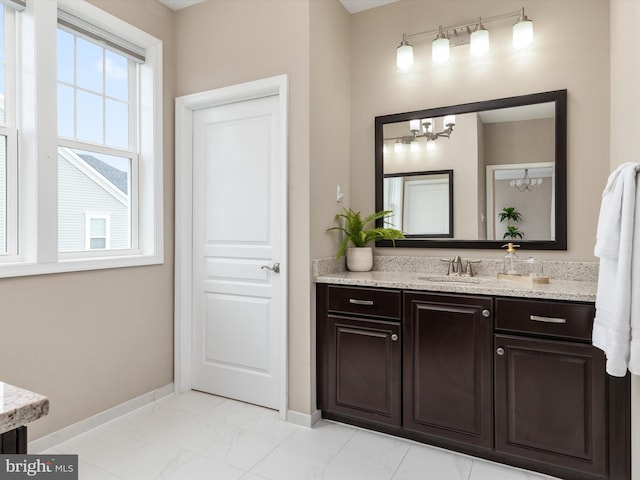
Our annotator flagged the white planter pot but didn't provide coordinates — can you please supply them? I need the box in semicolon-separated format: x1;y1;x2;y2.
346;247;373;272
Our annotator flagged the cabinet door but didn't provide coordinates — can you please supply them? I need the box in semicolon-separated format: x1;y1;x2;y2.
494;334;607;476
403;292;493;449
326;315;402;427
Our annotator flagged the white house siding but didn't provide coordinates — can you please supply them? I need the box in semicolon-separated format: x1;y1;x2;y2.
58;155;129;252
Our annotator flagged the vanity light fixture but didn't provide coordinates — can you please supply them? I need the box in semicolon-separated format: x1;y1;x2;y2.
513;8;534;49
396;34;414;71
510;168;542;192
396;7;533;71
470;18;490;57
432;26;450;64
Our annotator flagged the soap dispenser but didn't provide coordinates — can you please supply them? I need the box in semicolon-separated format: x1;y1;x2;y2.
502;243;521;275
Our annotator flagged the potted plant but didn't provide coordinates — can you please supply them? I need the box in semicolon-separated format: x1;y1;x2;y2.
498;206;524;240
327;208;404;272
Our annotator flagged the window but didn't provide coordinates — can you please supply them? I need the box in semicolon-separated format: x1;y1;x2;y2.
0;4;17;259
56;22;136;254
86;214;110;250
0;0;163;277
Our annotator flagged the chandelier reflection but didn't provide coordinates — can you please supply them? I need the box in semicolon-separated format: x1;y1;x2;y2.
510;168;542;192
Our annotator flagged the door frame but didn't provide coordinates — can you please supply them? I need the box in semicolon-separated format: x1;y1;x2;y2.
174;75;289;418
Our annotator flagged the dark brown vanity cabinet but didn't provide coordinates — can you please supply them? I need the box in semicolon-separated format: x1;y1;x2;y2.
403;292;493;450
316;284;630;480
494;298;629;480
317;285;402;428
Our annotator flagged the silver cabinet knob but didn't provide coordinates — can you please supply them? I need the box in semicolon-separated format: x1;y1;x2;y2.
496;347;505;356
482;309;491;318
391;334;399;342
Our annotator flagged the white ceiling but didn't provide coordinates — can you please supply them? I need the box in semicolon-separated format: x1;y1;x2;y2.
158;0;398;14
338;0;399;14
158;0;205;11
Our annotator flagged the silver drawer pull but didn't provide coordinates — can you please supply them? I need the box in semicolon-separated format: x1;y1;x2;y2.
530;314;567;324
349;299;374;306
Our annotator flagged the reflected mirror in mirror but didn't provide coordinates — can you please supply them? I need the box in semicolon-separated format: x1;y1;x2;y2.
384;170;453;237
375;90;567;250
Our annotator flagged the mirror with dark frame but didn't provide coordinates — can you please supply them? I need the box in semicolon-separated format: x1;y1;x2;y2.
375;90;567;250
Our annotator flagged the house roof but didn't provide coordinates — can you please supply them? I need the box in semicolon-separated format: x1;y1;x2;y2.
78;154;129;194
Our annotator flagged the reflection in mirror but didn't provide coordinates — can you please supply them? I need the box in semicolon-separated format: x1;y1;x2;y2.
383;170;453;237
375;90;567;250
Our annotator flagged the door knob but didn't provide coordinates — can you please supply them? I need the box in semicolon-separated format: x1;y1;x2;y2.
391;334;399;341
261;262;280;274
482;309;491;318
496;347;505;356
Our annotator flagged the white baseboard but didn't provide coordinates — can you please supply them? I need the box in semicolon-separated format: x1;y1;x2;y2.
29;383;175;453
287;408;322;428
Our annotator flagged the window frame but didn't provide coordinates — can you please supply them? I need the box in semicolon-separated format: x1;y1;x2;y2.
0;0;163;278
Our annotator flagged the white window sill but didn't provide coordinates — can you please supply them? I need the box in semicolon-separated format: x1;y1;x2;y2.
0;253;164;278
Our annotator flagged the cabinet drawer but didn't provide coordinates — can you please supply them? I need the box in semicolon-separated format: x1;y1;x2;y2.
327;286;401;320
495;297;594;341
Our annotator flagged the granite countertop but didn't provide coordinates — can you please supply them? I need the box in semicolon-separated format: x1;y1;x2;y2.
313;256;598;303
0;382;49;435
315;270;597;302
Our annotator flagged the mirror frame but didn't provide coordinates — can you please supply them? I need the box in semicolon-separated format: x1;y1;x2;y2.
374;89;567;250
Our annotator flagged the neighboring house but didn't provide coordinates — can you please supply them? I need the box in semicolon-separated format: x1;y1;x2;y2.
58;147;130;252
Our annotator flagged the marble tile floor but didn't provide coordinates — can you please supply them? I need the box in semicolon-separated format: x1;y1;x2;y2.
43;390;560;480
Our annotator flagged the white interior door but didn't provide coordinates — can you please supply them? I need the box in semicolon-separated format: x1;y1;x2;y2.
191;94;284;409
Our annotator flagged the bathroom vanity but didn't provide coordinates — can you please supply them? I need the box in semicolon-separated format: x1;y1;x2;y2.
0;382;49;453
315;263;630;480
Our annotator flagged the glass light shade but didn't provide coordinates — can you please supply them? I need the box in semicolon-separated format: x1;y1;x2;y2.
432;36;450;64
409;119;421;132
427;141;436;151
443;115;456;126
394;142;403;153
513;18;533;49
410;141;420;153
470;28;489;56
397;43;414;71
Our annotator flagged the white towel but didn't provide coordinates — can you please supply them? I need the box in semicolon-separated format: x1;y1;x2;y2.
593;162;640;376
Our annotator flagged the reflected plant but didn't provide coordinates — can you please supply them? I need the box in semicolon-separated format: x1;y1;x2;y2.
499;207;524;240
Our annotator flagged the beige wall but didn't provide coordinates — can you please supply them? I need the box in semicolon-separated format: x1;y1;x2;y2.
174;0;315;415
350;0;610;261
309;1;352;409
0;0;176;439
610;1;640;477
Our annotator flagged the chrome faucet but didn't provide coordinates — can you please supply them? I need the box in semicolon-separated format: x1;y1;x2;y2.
441;256;481;277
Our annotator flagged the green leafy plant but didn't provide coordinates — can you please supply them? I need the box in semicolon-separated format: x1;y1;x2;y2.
498;206;524;240
327;208;405;260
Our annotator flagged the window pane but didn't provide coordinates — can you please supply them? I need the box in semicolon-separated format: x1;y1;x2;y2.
90;217;106;236
90;237;106;249
0;135;6;254
58;84;74;138
105;50;128;102
76;90;103;144
0;7;4;62
58;147;131;253
105;99;128;149
76;37;103;94
0;63;5;125
57;29;74;85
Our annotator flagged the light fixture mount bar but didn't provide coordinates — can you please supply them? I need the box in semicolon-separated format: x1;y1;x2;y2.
403;9;523;43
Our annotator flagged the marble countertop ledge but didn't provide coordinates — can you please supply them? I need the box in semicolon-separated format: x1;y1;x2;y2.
0;382;49;435
315;270;597;303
